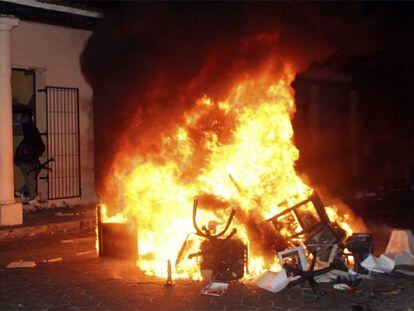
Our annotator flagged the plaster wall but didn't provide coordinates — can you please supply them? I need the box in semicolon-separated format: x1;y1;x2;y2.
10;20;96;204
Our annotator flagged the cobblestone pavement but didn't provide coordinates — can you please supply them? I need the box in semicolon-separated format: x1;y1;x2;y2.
0;231;413;310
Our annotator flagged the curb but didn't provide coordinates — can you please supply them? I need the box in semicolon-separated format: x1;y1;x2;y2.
0;217;96;241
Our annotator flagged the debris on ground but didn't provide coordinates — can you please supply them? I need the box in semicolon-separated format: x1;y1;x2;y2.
61;239;78;243
201;281;229;296
6;261;36;268
59;201;72;209
43;257;63;263
23;204;37;213
177;193;414;297
54;212;79;217
62;237;95;244
333;283;360;292
254;269;299;293
76;250;96;256
361;254;395;273
384;229;414;265
369;289;401;297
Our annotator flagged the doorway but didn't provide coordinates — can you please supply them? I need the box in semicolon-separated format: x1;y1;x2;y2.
12;68;36;195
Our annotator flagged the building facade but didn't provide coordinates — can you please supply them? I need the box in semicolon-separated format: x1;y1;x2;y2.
0;1;100;225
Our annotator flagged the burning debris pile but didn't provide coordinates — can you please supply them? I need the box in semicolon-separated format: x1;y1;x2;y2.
81;2;414;301
93;67;414;296
96;69;367;283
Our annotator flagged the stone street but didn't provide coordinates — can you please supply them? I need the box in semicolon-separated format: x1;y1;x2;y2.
0;230;413;311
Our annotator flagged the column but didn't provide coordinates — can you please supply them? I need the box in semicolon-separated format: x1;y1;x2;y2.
0;16;22;226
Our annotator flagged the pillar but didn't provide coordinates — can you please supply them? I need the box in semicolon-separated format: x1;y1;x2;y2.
0;16;22;226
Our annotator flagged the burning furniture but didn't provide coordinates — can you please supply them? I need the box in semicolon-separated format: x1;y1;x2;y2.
265;192;372;292
185;199;247;281
267;192;349;268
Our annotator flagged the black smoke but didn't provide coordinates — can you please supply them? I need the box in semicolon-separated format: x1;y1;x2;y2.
81;2;384;195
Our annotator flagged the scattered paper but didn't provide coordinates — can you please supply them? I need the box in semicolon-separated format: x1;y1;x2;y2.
254;269;298;293
201;282;229;296
61;239;77;244
370;289;401;296
62;237;95;244
315;269;355;283
59;201;72;208
54;212;78;217
333;283;353;291
361;254;395;273
6;261;36;268
76;250;96;256
314;274;333;283
43;257;63;263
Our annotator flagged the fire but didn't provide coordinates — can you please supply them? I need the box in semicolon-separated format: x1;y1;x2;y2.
99;65;358;279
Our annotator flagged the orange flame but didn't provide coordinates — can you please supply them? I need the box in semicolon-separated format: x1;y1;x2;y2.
100;65;360;278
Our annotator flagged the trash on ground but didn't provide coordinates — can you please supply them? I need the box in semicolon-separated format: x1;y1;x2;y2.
76;250;96;256
333;283;361;292
6;261;36;268
314;273;334;283
59;201;72;208
361;254;395;273
54;212;78;217
61;239;78;243
333;283;353;291
370;289;401;297
201;281;229;296
43;257;63;263
62;236;95;244
23;204;37;213
384;229;414;265
254;269;299;293
176;193;412;295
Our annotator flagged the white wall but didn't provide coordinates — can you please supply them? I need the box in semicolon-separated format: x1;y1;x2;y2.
11;20;97;204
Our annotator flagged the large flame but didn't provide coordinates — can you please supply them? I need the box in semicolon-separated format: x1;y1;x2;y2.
100;65;358;279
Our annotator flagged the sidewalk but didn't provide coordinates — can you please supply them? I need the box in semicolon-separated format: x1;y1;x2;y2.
0;204;96;240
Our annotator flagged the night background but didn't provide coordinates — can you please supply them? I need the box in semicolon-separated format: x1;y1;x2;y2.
80;2;414;198
0;1;414;310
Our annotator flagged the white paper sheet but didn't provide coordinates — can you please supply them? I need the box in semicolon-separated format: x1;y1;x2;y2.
6;261;36;268
254;269;296;293
361;254;395;273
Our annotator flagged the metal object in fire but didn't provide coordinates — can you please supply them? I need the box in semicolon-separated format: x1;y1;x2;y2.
186;198;247;281
345;233;373;273
97;205;138;260
164;259;174;287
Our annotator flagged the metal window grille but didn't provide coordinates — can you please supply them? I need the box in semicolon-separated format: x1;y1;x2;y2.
45;86;81;199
